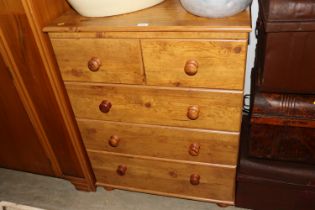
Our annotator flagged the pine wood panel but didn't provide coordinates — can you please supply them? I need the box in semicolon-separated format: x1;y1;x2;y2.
78;119;239;165
142;39;247;90
66;83;243;132
0;43;54;176
48;31;248;40
42;0;251;199
0;0;96;190
51;38;144;84
89;151;236;203
21;0;96;190
0;0;63;176
44;0;251;33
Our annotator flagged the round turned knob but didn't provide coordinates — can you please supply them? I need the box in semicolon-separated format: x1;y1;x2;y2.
189;143;200;156
187;105;200;120
109;135;120;147
190;174;200;185
99;100;112;113
184;60;199;76
88;57;101;72
116;165;127;176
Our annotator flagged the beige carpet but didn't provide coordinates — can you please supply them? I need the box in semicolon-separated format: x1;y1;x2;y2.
0;201;46;210
0;168;249;210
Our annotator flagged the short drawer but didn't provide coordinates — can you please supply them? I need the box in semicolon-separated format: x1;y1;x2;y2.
142;39;247;90
89;151;236;203
78;119;239;165
50;38;144;84
66;83;243;131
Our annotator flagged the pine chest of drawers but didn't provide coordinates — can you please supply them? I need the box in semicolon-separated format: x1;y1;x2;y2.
45;0;251;205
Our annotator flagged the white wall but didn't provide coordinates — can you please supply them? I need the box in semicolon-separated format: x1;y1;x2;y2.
244;0;259;95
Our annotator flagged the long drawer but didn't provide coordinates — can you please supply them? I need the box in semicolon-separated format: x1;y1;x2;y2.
50;39;144;84
88;151;236;203
78;119;239;165
142;39;247;90
66;83;243;131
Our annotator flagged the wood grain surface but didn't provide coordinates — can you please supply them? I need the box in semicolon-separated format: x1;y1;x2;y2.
78;119;239;165
66;83;243;132
48;31;248;40
43;0;250;200
89;151;236;203
0;41;54;176
51;38;144;84
0;0;96;190
22;0;96;191
44;0;251;33
142;39;247;90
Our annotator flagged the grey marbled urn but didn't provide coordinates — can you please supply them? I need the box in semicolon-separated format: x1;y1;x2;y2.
180;0;252;18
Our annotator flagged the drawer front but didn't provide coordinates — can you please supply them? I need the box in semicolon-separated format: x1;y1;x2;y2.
78;119;239;165
67;84;243;131
89;151;236;203
50;39;144;84
142;39;247;90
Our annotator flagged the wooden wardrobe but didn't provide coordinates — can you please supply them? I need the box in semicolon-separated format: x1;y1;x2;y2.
0;0;95;191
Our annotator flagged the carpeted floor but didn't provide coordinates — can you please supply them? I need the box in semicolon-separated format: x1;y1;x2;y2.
1;201;47;210
0;168;248;210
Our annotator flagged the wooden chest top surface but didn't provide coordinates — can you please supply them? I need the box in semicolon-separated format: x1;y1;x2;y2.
44;0;251;33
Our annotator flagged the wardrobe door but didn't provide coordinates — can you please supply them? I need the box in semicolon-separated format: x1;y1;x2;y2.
0;51;54;176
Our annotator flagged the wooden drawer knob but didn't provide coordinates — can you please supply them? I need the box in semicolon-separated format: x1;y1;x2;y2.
187;105;200;120
116;165;127;176
99;100;112;113
184;60;199;76
189;143;200;156
190;174;200;185
88;57;101;72
109;135;120;147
